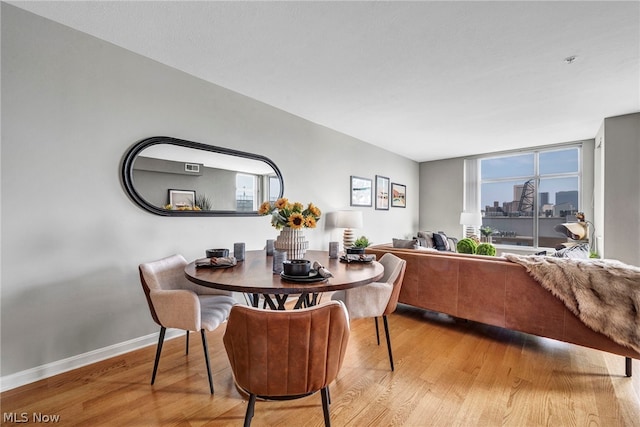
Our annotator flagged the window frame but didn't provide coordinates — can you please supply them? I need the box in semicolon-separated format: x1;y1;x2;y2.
475;143;583;250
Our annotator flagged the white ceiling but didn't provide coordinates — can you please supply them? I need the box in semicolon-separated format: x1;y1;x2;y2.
9;1;640;162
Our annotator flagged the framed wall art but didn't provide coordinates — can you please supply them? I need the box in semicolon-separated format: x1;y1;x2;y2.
375;175;390;210
391;183;406;208
350;176;372;207
168;189;196;209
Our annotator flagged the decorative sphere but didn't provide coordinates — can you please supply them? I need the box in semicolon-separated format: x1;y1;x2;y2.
476;243;497;256
456;238;478;254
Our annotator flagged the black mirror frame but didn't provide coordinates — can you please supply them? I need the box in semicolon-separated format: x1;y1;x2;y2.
121;136;284;217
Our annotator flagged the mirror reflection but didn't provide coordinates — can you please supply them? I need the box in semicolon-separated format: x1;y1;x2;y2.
122;137;283;216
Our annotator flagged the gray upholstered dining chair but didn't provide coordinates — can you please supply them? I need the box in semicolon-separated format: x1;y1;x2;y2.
139;254;236;394
331;252;407;371
223;300;350;427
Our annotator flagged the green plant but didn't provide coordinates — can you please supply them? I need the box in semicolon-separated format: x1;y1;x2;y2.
456;238;478;254
476;243;496;256
195;194;212;211
353;236;371;248
480;226;493;237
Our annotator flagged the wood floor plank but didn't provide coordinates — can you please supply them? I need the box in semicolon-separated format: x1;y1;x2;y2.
2;304;639;426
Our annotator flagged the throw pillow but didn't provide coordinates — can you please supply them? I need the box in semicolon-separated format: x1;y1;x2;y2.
392;238;419;249
432;232;451;251
416;231;435;248
553;243;589;259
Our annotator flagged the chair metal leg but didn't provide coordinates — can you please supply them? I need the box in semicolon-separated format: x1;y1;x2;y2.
383;315;394;371
151;327;166;385
626;357;632;377
374;317;380;345
185;330;189;355
200;329;214;394
244;393;257;427
321;386;331;427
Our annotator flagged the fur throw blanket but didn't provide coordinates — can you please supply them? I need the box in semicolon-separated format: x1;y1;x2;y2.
504;254;640;354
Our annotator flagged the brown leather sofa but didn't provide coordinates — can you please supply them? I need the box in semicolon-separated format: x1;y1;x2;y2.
366;244;639;376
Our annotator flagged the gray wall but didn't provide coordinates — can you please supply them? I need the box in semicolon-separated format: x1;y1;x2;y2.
596;112;640;401
418;157;464;238
1;5;419;382
600;113;640;265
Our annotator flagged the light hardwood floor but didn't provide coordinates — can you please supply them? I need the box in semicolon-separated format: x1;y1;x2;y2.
2;304;639;426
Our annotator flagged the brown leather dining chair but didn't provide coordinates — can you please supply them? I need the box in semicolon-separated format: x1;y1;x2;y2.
139;254;236;394
331;252;407;371
223;300;350;427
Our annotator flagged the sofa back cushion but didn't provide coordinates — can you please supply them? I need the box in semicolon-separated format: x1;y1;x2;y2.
392;238;419;249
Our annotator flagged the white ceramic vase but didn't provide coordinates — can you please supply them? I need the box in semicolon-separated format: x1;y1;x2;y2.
274;227;309;260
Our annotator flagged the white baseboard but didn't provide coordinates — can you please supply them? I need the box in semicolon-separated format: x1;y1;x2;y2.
0;329;183;392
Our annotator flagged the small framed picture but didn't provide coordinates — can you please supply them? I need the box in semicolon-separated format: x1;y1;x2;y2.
375;175;390;210
168;189;196;209
391;183;406;208
350;176;372;207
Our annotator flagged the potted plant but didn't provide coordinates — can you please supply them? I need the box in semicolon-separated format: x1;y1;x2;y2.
347;236;371;254
258;197;322;259
195;194;212;211
480;226;493;243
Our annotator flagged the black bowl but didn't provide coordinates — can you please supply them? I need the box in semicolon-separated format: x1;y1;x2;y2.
283;259;311;276
206;248;229;258
346;247;365;255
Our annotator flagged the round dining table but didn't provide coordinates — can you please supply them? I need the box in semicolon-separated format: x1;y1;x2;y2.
184;249;384;310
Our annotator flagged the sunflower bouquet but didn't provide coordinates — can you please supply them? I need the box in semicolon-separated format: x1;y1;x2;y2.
258;198;322;230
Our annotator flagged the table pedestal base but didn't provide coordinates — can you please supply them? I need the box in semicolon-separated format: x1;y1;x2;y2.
250;293;323;310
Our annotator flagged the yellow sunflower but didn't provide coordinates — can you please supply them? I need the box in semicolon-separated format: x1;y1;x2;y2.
258;201;272;215
288;213;305;229
304;216;317;228
307;203;321;218
258;197;322;229
274;198;288;210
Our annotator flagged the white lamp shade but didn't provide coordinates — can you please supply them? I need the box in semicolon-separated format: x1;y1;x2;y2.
335;210;363;229
459;212;482;226
554;222;588;240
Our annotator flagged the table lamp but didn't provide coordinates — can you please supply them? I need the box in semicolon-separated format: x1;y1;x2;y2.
336;210;363;250
554;212;590;247
459;211;482;238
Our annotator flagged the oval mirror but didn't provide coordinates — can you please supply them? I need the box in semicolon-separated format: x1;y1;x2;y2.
121;136;284;216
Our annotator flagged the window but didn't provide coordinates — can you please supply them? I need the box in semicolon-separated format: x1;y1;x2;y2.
478;146;581;248
235;173;280;211
268;175;281;202
236;173;257;211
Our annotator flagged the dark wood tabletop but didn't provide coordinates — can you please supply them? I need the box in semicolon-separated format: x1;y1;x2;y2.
185;250;384;309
